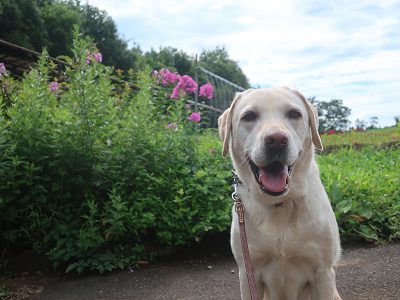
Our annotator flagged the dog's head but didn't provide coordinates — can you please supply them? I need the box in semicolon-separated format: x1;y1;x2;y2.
218;87;322;205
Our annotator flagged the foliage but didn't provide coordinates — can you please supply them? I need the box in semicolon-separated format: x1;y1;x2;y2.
355;118;368;130
145;46;192;77
0;27;232;274
312;98;351;132
199;46;250;89
317;146;400;243
0;0;251;86
320;128;399;146
0;0;48;51
366;116;379;130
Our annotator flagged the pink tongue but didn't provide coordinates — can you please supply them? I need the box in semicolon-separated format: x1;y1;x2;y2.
259;164;288;193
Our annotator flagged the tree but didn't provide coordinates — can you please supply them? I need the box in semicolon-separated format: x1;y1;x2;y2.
355;118;368;130
367;116;379;129
79;3;140;71
0;0;49;52
309;98;351;132
144;46;192;76
199;46;250;89
39;0;81;58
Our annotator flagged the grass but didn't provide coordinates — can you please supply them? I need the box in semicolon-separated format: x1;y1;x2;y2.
320;128;399;146
367;126;399;136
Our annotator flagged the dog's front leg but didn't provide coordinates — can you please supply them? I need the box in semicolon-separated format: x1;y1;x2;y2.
238;266;264;300
310;268;336;300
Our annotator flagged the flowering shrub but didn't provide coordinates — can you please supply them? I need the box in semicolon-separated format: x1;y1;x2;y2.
0;26;231;274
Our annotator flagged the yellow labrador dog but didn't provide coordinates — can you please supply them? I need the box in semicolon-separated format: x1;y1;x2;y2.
218;87;342;300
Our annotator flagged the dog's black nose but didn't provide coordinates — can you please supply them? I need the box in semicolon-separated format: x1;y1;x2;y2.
264;131;289;149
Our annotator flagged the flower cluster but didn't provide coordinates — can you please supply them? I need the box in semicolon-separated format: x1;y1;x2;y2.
188;112;201;123
166;123;178;130
171;75;198;99
154;68;181;85
0;63;6;78
29;71;39;79
49;81;59;97
199;83;214;99
86;51;102;64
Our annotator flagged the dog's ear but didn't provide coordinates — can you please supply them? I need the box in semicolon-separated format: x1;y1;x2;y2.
218;93;242;157
294;91;323;150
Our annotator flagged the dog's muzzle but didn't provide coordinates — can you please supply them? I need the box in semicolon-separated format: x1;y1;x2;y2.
248;158;294;196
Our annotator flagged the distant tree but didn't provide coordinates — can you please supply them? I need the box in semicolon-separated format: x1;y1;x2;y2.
79;3;140;71
308;98;351;132
355;118;368;130
367;116;379;129
199;46;250;89
39;0;81;57
0;0;48;51
144;46;192;75
395;116;400;126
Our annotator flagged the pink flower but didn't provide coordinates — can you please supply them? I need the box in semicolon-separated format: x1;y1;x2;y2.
171;75;198;99
166;123;178;130
143;163;148;166
186;105;190;108
49;82;59;96
199;83;214;99
0;63;6;78
208;149;216;154
154;68;180;86
188;112;201;123
85;51;102;63
29;71;38;79
93;52;102;63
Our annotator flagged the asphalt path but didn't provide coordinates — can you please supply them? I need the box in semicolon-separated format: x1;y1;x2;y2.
27;241;400;300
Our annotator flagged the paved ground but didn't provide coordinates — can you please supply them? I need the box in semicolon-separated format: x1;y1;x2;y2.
7;240;397;300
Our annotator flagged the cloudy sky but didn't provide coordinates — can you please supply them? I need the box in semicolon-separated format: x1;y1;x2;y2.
88;0;400;127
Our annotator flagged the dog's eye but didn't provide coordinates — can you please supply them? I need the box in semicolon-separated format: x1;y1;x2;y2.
242;112;256;122
289;110;301;119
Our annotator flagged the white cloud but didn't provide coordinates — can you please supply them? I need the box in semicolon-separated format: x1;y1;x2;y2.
235;16;257;24
210;4;223;10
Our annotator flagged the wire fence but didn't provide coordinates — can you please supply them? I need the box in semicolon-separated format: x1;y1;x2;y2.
193;66;245;129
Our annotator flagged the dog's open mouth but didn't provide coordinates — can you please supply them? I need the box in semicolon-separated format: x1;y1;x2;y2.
248;159;293;196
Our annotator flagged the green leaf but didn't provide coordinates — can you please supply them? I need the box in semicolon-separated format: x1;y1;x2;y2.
195;170;207;179
335;200;352;214
66;263;78;273
357;225;378;240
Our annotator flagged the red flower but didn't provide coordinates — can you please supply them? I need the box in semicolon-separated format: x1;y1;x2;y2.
323;129;326;134
340;130;342;133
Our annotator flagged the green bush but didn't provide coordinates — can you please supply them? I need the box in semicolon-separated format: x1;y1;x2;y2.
0;26;232;274
318;146;400;243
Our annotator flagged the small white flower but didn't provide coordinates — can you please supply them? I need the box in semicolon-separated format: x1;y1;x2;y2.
355;181;359;185
393;178;398;182
385;175;389;179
